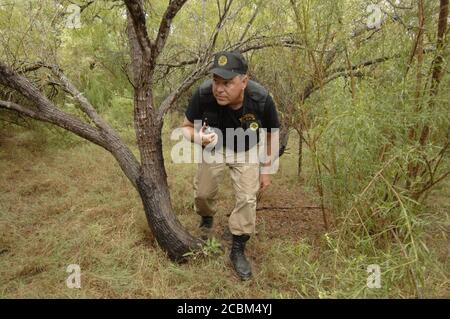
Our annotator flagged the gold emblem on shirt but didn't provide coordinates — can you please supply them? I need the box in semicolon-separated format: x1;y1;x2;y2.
249;122;259;131
239;113;259;131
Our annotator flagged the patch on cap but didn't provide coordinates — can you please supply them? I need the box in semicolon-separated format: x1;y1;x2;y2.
218;55;228;66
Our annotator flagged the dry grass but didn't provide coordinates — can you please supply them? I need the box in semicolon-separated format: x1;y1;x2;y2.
0;121;448;298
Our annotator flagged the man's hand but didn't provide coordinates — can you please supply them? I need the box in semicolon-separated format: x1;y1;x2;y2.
200;125;218;147
259;173;271;193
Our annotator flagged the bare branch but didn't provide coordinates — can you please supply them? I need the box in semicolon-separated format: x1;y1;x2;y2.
152;0;188;61
0;100;39;118
156;34;302;70
206;0;234;56
238;37;303;53
0;61;141;187
327;56;393;75
157;62;210;122
123;0;152;59
413;170;450;199
155;19;381;73
13;61;125;136
0;98;107;148
43;63;116;134
238;1;262;43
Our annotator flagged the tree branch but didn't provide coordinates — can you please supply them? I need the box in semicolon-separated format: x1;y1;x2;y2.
0;61;141;188
0;100;39;118
157;61;210;122
413;170;450;199
327;56;393;76
123;0;152;60
0;98;107;148
156;34;302;70
204;0;234;57
152;0;188;61
43;63;115;133
238;0;262;43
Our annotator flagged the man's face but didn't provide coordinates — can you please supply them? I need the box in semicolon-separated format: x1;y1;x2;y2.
212;74;248;106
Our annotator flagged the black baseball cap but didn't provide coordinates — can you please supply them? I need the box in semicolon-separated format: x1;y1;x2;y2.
210;51;248;80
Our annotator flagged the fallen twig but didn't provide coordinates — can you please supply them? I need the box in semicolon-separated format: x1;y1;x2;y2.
256;205;322;211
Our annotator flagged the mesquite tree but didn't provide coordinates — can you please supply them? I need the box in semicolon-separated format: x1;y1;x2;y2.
0;0;296;261
1;0;203;261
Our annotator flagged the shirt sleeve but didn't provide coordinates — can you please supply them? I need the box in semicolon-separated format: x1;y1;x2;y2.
185;89;203;123
261;94;280;133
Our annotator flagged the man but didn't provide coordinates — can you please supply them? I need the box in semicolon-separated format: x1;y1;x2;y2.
181;51;280;280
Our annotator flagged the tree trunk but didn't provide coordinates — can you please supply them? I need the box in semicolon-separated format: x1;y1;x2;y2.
407;0;448;191
137;172;202;262
125;3;200;261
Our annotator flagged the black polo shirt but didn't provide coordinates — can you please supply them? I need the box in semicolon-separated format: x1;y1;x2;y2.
185;86;280;153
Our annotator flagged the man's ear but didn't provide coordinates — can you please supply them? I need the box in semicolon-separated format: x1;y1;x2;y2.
242;74;249;88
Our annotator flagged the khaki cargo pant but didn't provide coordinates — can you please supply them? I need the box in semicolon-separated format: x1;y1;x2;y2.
193;149;260;236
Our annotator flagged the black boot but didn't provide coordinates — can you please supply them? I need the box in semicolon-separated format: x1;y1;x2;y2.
230;234;252;280
199;216;213;240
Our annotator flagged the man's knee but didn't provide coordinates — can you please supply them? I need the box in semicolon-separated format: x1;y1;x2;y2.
236;192;257;204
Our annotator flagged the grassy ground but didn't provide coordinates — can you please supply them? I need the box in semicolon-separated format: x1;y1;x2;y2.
0;117;448;298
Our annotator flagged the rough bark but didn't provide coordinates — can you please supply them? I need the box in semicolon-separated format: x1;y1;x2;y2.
124;0;201;261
